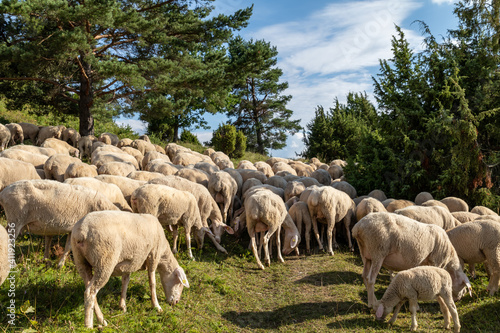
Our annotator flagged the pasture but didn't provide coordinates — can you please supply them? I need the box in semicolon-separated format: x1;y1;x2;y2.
0;222;498;333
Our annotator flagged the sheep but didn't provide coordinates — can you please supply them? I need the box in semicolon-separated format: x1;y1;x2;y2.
0;157;41;191
41;138;80;157
117;138;133;148
64;177;132;212
78;135;97;159
272;161;297;176
242;178;263;197
214;156;234;170
91;151;139;170
245;184;285;202
421;199;450;210
36;125;65;145
5;123;24;145
146;159;180;175
352;212;472;308
310;157;322;168
290;161;315;177
44;154;81;182
9;145;57;157
284;181;306;202
307;186;356;254
330;159;347;167
97;161;137;177
0;225;10;286
223;168;243;198
0;124;11;151
237;160;257;170
447;220;500;294
175;167;209;187
131;184;209;259
98;132;119;146
71;211;189;328
264;175;287;190
18;122;40;143
0;148;48;169
127;170;165;181
95;175;146;205
61;127;81;148
395;205;459;230
236;168;268;184
194;161;219;175
441;197;469;212
154;144;166;155
296;176;321;188
385;199;414;213
91;144;129;159
266;156;289;167
242;190;300;270
64;162;98;180
288;201;313;254
374;266;462;333
328;164;343;180
414;191;433;205
165;143;190;160
254;161;274;177
172;152;205;166
452;211;480;224
139;134;151;142
208;171;238;224
148;176;234;252
355;197;387;221
131;139;156;155
331;181;357;199
368;189;387;202
310;168;331;185
142;151;170;170
353;195;369;206
121;146;144;169
0;179;120;267
471;205;498;216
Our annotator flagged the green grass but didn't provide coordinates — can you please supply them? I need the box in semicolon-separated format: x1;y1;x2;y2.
1;218;498;332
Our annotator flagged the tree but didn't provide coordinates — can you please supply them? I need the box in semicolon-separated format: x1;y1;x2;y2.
226;36;301;155
0;0;251;136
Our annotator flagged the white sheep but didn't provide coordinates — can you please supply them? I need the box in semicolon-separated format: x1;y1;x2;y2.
352;212;472;308
127;170;166;181
18;122;40;144
41;138;80;157
0;157;41;191
447;220;500;294
374;266;462;332
242;189;300;270
44;154;81;182
5;123;24;145
175;167;209;187
264;175;287;190
131;183;210;259
63;162;98;180
98;132;119;145
0;179;120;267
71;210;189;328
36;125;65;145
0;224;9;286
97;161;137;177
142;151;171;170
395;205;459;230
9;145;57;157
95;174;146;205
355;197;387;222
146;159;180;175
208;171;238;224
470;205;498;216
0;148;49;169
288;201;313;254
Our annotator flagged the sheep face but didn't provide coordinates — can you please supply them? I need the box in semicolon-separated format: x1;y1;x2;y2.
374;303;391;321
159;265;189;306
451;270;472;301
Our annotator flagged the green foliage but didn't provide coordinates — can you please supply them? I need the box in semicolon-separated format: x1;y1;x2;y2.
180;130;201;146
211;124;237;156
233;130;247;159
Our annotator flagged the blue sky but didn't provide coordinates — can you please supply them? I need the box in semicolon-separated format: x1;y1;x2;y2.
117;0;459;158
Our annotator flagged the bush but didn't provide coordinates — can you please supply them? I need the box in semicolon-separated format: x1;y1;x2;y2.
212;124;237;156
233;130;246;158
180;130;201;145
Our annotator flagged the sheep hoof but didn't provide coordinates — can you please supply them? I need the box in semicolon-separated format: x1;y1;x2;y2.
157;307;163;313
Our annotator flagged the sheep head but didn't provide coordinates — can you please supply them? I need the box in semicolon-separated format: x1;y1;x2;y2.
158;264;189;306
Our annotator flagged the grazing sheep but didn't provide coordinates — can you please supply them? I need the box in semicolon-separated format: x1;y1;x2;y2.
368;189;387;202
290;161;315;177
131;139;156;155
311;169;331;186
5;123;24;145
374;266;462;333
414;191;433;205
92;151;139;170
272;161;297;176
242;178;263;197
355;197;387;221
95;175;146;205
237;160;257;170
422;199;450;210
64;177;132;212
264;175;287;190
172;152;205;166
243;190;300;270
328;164;343;180
127;170;165;181
0;124;12;151
138;134;151;142
471;206;498;216
395;205;459;230
165;143;190;160
41;138;80;157
36;125;65;145
245;184;285;202
0;148;48;169
63;162;98;180
352;212;472;308
154;144;166;154
307;186;356;254
222;168;243;198
386;199;414;213
142;151;170;170
0;157;41;191
72;211;189;328
175;168;209;187
330;159;347;167
266;156;289;167
78;135;97;159
98;132;119;146
353;195;370;206
254;161;274;177
9;145;57;157
0;180;120;267
452;211;480;224
44;154;81;182
121;146;144;169
441;197;469;212
131;184;208;258
61;127;81;148
117;138;133;148
213;155;234;170
18;122;40;143
97;161;137;177
146;159;180;175
296;177;321;188
236;168;267;185
331;181;357;199
0;224;10;286
208;171;238;224
284;181;306;202
194;162;219;175
447;220;500;294
288;201;313;254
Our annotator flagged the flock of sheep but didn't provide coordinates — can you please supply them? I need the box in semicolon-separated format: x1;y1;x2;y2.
0;122;499;331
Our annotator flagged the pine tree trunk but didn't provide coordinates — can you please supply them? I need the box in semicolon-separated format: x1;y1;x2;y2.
173;114;180;142
78;55;94;136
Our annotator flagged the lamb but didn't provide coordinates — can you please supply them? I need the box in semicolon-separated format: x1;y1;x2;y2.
64;177;132;212
447;220;500;294
41;138;80;157
95;175;146;205
208;171;238;224
352;212;472;308
307;186;356;255
0;148;48;169
64;162;98;180
374;266;462;333
18;122;40;143
0;124;11;151
0;157;41;191
44;154;81;182
441;197;469;212
355;197;387;221
0;224;9;286
242;190;300;270
395;205;459;230
131;184;209;259
0;179;120;267
98;132;119;145
71;211;189;328
5;123;24;145
288;201;313;254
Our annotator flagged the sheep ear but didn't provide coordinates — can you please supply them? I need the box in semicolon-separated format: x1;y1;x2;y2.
290;235;299;248
465;276;472;297
233;218;240;232
201;227;214;237
375;304;384;319
223;225;234;235
175;267;190;288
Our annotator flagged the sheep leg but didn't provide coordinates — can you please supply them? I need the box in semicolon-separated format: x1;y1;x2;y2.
262;231;273;267
249;228;265;270
56;233;72;268
276;225;284;263
295;215;303;256
388;300;405;324
440;293;461;333
84;271;113;328
119;273;131;312
343;211;354;251
258;232;264;259
408;299;419;331
468;263;477;279
310;215;323;251
364;259;383;308
147;264;162;312
436;295;451;330
184;226;194;259
171;225;179;254
305;219;312;255
206;231;228;254
44;236;52;259
326;214;335;256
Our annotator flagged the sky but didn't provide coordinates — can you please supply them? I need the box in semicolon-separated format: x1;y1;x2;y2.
116;0;459;158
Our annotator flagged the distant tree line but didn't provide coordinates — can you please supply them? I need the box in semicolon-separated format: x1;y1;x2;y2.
302;0;500;207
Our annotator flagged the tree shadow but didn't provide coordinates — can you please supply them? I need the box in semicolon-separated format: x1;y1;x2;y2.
222;300;368;330
460;298;500;331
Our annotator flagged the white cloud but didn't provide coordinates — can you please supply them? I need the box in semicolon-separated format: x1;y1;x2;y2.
431;0;456;4
114;116;148;135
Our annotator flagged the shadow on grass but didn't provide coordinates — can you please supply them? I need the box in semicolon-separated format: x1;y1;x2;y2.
296;270;362;286
223;300;369;329
460;298;500;331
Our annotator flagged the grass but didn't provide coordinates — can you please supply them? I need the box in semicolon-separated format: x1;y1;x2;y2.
1;216;499;333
